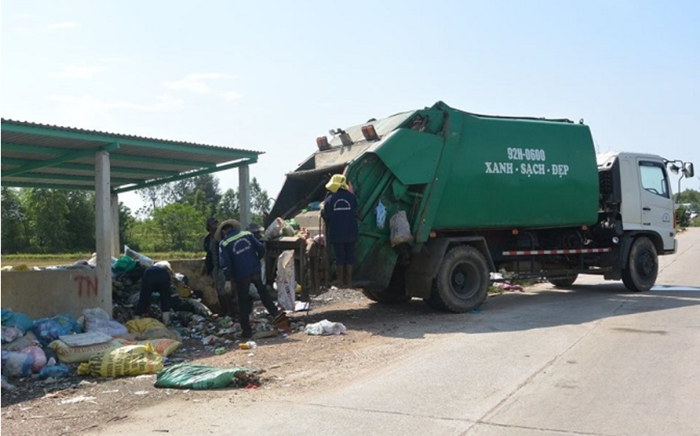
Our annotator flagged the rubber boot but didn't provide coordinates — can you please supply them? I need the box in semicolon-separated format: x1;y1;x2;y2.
345;265;353;288
334;266;344;288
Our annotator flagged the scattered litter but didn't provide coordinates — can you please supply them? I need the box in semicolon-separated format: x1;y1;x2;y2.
492;282;524;292
60;395;97;405
239;341;257;350
304;319;346;336
294;301;310;312
133;390;150;395
1;375;16;391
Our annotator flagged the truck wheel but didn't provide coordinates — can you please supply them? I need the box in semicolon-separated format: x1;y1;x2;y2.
426;245;489;313
361;266;410;304
548;274;578;288
622;236;658;292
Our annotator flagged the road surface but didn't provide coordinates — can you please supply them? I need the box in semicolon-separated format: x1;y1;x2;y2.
89;229;700;436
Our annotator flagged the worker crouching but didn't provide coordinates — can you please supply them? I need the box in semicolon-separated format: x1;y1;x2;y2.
218;219;285;339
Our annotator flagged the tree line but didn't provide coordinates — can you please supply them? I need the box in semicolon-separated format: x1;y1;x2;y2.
1;174;271;254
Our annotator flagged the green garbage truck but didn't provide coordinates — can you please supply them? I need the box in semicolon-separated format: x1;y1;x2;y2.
266;101;694;312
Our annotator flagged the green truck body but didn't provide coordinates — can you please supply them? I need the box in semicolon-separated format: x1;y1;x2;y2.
267;102;692;312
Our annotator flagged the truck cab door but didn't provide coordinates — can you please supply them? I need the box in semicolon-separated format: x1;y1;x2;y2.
637;158;675;251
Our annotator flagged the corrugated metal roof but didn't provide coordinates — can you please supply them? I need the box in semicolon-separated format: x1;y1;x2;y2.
1;118;263;193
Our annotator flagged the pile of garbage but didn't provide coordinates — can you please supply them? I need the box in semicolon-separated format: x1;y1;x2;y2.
1;245;351;394
1;306;265;391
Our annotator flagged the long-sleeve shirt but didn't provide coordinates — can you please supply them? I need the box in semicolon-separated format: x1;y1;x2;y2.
219;229;265;281
322;188;359;243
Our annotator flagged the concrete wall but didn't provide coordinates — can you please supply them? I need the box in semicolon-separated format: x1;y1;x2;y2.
0;259;223;321
1;269;107;320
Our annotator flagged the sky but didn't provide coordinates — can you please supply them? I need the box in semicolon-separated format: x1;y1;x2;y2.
2;0;699;213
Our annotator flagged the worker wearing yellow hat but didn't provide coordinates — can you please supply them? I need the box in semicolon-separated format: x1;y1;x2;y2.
322;174;358;287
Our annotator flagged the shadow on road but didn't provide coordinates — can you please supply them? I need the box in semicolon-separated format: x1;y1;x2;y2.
304;282;700;341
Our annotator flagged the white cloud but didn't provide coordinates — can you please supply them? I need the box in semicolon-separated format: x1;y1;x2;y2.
51;65;108;79
47;21;79;31
48;93;185;128
163;73;240;101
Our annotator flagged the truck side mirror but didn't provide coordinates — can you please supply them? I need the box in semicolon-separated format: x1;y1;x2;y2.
682;162;694;178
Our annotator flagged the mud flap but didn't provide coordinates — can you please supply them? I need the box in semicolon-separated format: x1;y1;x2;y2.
406;238;450;299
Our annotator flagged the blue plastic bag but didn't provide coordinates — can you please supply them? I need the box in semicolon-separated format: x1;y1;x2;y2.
1;309;34;332
52;313;83;334
32;318;68;346
376;200;387;229
39;364;70;380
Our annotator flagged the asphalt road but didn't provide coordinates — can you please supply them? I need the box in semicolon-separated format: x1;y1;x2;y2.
90;228;700;436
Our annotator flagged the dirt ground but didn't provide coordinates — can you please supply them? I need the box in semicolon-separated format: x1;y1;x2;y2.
1;287;468;436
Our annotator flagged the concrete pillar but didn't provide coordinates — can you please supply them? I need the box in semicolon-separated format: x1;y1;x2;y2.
111;193;120;257
239;164;251;228
95;150;113;317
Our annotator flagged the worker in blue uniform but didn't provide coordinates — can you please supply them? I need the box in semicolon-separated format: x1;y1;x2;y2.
322;174;359;287
218;219;284;339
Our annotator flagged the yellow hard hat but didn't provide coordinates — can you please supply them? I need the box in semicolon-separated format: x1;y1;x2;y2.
325;174;348;193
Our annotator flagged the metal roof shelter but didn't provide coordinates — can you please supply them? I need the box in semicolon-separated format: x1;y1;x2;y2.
1;118;263;311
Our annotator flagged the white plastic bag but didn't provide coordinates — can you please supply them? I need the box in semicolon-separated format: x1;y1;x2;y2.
264;217;285;239
124;245;154;267
376;200;387;229
275;250;296;311
390;210;414;246
304;319;347;336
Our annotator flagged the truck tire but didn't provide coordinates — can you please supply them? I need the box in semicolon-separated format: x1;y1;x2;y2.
426;245;489;313
622;236;658;292
548;274;578;288
361;266;410;304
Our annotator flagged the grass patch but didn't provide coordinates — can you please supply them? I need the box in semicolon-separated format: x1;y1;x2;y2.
1;252;205;268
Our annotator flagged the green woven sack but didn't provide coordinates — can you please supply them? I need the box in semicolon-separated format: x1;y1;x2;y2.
154;363;257;390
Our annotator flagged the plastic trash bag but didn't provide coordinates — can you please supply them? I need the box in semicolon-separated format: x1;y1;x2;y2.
264;217;285;239
1;309;34;332
85;318;128;337
113;256;137;273
2;326;24;344
155;363;258;390
275;250;296;311
53;313;83;334
32;318;70;346
2;351;34;378
19;346;46;372
124;245;155;268
1;331;38;352
376;200;387;229
2;375;16;390
39;363;70;380
390;210;414;246
304;319;347;336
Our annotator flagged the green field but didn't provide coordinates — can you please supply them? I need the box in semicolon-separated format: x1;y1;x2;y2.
1;252;205;268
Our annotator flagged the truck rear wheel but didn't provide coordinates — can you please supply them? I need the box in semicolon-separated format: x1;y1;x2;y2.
426;245;489;313
361;266;410;304
622;236;658;292
548;274;579;288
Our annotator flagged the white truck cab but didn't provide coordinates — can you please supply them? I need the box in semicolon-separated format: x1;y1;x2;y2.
597;151;694;291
